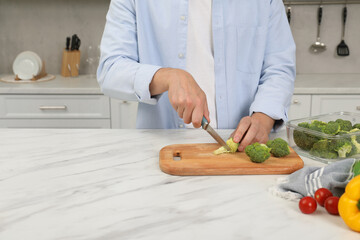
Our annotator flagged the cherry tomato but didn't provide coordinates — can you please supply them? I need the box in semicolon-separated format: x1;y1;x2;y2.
314;188;333;207
299;196;317;214
324;196;339;215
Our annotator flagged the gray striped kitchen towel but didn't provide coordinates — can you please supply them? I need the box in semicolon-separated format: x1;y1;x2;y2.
269;158;359;201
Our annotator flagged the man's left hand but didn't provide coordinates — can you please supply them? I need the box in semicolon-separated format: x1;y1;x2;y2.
231;112;275;152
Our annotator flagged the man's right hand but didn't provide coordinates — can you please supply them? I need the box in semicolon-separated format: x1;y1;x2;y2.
150;68;209;128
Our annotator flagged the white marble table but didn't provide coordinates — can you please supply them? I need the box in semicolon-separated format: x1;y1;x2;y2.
0;129;359;240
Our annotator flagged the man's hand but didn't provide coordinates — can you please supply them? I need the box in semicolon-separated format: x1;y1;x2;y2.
231;112;275;152
150;68;209;128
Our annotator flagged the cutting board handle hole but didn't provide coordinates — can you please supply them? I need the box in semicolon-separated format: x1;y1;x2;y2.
173;151;182;161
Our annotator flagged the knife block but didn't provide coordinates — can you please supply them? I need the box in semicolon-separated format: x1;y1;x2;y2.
61;49;81;77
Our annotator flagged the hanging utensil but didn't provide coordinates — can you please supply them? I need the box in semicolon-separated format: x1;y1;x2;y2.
287;1;292;24
310;5;326;53
287;6;292;24
337;5;350;56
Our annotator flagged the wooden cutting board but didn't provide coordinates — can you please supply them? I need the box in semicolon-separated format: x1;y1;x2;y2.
159;143;304;176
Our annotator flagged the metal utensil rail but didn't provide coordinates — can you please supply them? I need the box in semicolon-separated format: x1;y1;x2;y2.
283;0;360;5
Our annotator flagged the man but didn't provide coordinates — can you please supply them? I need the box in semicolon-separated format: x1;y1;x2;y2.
97;0;295;151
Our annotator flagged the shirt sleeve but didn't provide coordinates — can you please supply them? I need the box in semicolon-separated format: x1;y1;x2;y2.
97;0;162;105
249;0;296;129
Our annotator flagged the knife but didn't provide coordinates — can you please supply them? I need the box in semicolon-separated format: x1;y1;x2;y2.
201;116;231;151
65;37;71;51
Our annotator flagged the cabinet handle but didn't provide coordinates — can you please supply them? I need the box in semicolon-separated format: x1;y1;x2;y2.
357;106;360;111
122;101;128;104
39;106;67;110
293;99;299;104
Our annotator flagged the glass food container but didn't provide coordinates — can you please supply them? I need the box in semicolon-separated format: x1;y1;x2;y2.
286;112;360;164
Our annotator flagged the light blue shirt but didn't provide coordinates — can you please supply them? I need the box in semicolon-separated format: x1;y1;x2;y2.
97;0;296;129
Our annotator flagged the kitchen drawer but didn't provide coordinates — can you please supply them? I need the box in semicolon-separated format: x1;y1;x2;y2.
0;119;110;128
288;94;312;120
312;95;360;116
0;95;110;119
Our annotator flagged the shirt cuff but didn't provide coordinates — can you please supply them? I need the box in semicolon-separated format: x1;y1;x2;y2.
134;64;162;105
249;101;288;132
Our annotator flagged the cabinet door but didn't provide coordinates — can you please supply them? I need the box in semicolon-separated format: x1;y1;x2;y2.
110;99;138;129
312;95;360;116
288;95;312;120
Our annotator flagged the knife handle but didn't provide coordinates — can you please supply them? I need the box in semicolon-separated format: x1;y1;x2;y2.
201;116;208;129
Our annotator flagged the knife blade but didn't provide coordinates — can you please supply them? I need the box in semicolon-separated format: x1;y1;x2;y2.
201;116;231;151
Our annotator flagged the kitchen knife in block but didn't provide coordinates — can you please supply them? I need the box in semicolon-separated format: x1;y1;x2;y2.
61;49;81;77
159;143;304;176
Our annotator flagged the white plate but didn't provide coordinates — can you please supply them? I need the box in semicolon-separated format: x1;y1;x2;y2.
12;51;42;80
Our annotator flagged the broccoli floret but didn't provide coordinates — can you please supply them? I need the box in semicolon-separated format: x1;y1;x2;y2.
350;128;360;143
329;139;352;158
309;120;327;132
245;142;271;163
322;121;341;135
347;143;358;157
213;138;239;155
266;138;290;157
309;140;338;159
293;122;319;150
298;122;310;128
335;119;352;131
349;129;360;154
353;124;360;130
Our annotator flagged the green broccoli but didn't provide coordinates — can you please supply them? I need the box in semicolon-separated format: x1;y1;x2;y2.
266;138;290;157
309;120;327;132
213;138;239;155
352;124;360;130
309;140;338;159
293;122;319;151
347;143;358;157
349;129;360;154
335;119;352;131
245;142;271;163
322;121;341;135
328;139;353;158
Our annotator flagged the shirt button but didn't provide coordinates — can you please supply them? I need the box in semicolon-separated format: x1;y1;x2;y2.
178;53;184;59
180;16;186;21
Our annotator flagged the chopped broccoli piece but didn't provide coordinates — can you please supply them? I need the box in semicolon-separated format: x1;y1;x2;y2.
266;138;290;157
245;142;271;163
350;128;360;143
329;139;352;158
335;119;352;131
213;138;239;155
309;140;338;159
347;143;358;157
309;120;327;132
350;136;360;155
322;121;341;135
298;122;310;128
226;138;239;153
293;122;319;151
352;124;360;130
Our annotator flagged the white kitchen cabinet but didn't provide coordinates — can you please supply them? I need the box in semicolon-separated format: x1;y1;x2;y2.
110;99;138;129
311;95;360;116
288;94;312;120
0;95;111;128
